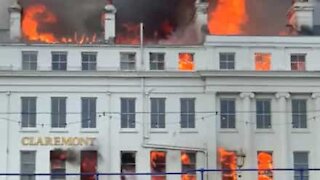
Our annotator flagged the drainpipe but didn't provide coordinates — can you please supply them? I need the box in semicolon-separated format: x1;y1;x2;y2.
106;91;112;173
5;91;11;180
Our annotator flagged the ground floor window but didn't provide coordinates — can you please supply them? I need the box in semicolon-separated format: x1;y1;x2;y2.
181;151;196;180
81;151;97;180
121;151;136;180
21;151;36;180
218;148;237;180
257;151;273;180
50;150;67;180
150;151;166;180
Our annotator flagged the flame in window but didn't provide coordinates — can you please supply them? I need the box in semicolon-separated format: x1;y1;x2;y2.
181;152;196;180
258;152;273;180
179;53;194;71
255;53;271;71
151;151;166;180
218;148;237;180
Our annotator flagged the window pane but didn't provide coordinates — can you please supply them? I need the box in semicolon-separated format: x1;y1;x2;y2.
52;52;67;71
256;99;271;129
50;151;66;180
180;98;195;128
120;52;136;70
151;151;166;180
121;151;136;180
82;98;96;128
219;53;235;70
151;98;166;128
82;52;97;71
81;151;97;180
22;51;37;70
292;99;307;128
291;54;306;71
220;99;236;129
121;98;136;128
150;53;165;70
21;151;36;180
21;97;36;128
51;97;67;128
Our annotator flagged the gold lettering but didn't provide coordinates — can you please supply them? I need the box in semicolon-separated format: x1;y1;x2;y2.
45;137;53;145
54;137;62;146
35;137;44;146
78;137;88;146
21;137;30;146
21;136;96;146
87;138;96;146
72;137;79;145
62;137;73;145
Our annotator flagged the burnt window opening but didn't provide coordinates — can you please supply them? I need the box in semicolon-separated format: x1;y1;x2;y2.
150;53;165;70
255;53;271;71
150;151;166;180
218;148;237;180
291;54;306;71
22;51;38;70
50;150;67;180
181;152;196;180
52;52;67;71
82;52;97;71
81;151;97;180
257;151;273;180
121;151;136;180
178;53;194;71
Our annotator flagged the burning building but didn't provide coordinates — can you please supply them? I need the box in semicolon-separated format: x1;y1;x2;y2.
0;0;319;180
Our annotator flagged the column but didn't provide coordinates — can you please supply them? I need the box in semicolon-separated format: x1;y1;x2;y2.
239;92;254;180
275;92;290;179
311;93;320;179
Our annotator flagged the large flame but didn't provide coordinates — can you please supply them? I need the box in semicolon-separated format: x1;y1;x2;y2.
151;151;166;180
179;53;194;71
22;4;97;44
258;152;273;180
181;152;196;180
208;0;248;35
255;53;271;71
218;148;237;180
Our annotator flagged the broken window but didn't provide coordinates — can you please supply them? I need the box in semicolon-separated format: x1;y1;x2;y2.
218;148;237;180
257;151;273;180
81;151;97;180
255;53;271;71
121;151;136;180
50;150;67;180
291;54;306;71
181;152;196;180
150;151;166;180
178;53;194;71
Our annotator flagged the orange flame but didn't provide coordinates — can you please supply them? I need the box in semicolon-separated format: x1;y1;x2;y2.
208;0;248;35
255;53;271;71
22;4;98;44
179;53;194;71
258;152;273;180
151;151;166;180
181;152;196;180
218;148;237;180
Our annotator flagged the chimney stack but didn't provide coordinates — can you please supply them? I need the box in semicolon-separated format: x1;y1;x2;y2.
288;0;314;34
103;3;117;44
8;1;21;42
196;0;208;41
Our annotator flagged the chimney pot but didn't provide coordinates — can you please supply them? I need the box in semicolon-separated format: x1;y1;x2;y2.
104;4;117;44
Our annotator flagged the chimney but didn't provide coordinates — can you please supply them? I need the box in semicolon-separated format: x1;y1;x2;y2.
103;3;117;44
196;0;208;41
287;0;314;33
8;1;21;42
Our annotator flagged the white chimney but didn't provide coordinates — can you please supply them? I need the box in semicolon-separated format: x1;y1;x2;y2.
104;4;117;43
288;1;314;33
195;0;208;41
8;1;21;42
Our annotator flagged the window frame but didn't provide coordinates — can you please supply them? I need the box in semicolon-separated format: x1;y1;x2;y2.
256;99;272;129
51;51;67;71
220;98;236;129
121;151;137;179
150;151;166;180
51;97;67;128
291;98;307;129
181;151;196;180
291;53;306;71
293;151;309;180
180;98;195;128
20;151;36;180
22;51;38;71
121;98;136;128
150;98;166;129
21;97;37;128
50;150;66;180
150;52;165;70
81;52;97;71
120;52;136;70
81;97;97;128
219;52;235;70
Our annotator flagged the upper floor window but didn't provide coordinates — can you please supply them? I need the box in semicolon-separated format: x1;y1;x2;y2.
151;98;165;128
22;51;37;70
21;97;36;128
294;152;309;180
180;98;195;128
220;98;236;129
179;53;194;71
81;97;96;128
21;151;36;180
219;52;235;70
121;98;136;128
150;53;165;70
52;52;67;71
256;99;271;129
291;54;306;71
255;53;271;71
120;52;136;70
292;99;307;128
51;97;67;128
82;52;97;71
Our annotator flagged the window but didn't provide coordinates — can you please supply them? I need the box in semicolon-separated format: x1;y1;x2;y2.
181;152;196;180
51;97;67;128
218;149;237;180
121;98;135;128
219;53;235;70
120;52;136;70
151;98;165;128
150;151;166;180
220;99;236;129
294;152;309;180
22;51;37;70
257;151;273;180
179;53;194;71
121;151;136;180
256;99;271;129
81;98;96;128
50;150;66;180
255;53;271;71
52;52;67;71
291;54;306;71
21;97;36;128
81;151;97;180
21;151;36;180
150;53;165;70
180;98;195;128
82;52;97;71
292;99;307;128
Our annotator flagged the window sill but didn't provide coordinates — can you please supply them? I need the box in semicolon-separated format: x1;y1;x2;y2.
150;129;168;133
291;129;310;134
218;129;239;133
20;128;39;133
49;129;69;133
119;129;139;133
254;129;274;134
80;129;99;133
179;129;198;133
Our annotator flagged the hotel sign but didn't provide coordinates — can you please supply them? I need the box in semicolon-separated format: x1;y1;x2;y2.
21;136;96;146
